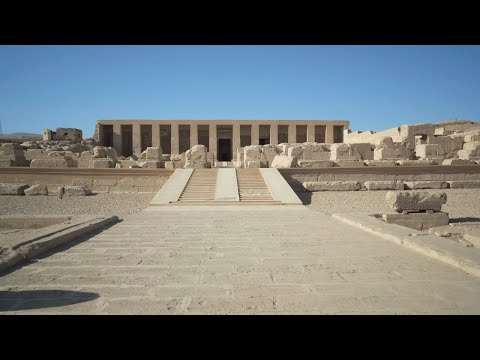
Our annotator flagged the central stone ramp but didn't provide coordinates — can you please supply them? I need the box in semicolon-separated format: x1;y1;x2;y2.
178;169;218;202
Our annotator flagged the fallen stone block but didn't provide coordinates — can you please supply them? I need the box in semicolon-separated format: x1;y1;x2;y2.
89;159;114;168
330;143;362;161
448;181;480;189
146;147;162;160
303;181;361;191
396;159;439;166
24;184;49;196
164;161;176;169
105;147;118;162
93;146;107;158
442;159;477;165
161;154;171;161
64;186;92;196
271;155;297;168
382;212;449;230
297;160;336;168
385;191;447;212
335;160;365;167
0;183;29;195
30;159;73;168
364;160;397;167
139;160;160;168
404;181;448;190
364;181;404;190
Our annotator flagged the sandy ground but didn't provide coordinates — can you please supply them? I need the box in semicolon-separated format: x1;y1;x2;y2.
0;193;156;219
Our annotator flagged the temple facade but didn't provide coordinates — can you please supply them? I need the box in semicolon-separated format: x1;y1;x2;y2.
96;120;349;161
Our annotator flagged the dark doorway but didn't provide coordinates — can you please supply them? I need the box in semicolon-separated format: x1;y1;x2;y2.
218;139;232;161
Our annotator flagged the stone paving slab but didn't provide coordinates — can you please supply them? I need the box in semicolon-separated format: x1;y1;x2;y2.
1;206;480;314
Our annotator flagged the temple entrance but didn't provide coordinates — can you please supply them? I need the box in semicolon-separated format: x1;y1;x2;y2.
218;139;232;161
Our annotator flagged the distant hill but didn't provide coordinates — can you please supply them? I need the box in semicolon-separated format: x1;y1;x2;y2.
0;132;42;139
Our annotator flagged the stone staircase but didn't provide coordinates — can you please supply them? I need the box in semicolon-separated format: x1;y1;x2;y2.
236;169;277;203
178;169;218;203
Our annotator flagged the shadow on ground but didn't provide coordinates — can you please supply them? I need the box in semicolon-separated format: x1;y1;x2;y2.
449;217;480;224
0;220;121;277
295;191;312;205
0;290;99;311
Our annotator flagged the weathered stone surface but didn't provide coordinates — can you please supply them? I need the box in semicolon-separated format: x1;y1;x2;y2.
246;161;264;168
105;147;118;162
24;184;48;196
330;144;362;161
185;145;208;168
404;181;448;190
89;159;114;168
118;160;137;168
164;161;176;169
297;160;336;168
72;178;93;187
303;181;361;191
335;160;365;167
80;151;94;159
30;159;73;168
271;155;297;168
0;160;14;167
287;145;304;158
0;183;29;195
364;181;404;191
396;159;438;166
364;160;397;167
161;154;171;161
170;154;181;161
25;149;49;160
448;181;480;189
146;147;162;160
64;186;92;196
351;143;373;160
382;212;449;230
465;134;480;143
385;191;447;212
93;146;107;158
415;144;441;159
139;160;160;169
442;159;476;165
0;143;26;166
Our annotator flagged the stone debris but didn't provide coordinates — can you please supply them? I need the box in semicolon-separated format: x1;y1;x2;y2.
0;183;30;195
270;155;297;168
364;181;404;191
184;145;208;169
303;181;361;191
297;160;336;168
385;191;447;212
89;159;114;168
404;181;448;190
63;185;92;196
24;184;49;196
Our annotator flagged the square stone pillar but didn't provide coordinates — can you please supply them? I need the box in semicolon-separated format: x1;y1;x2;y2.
171;123;179;154
270;124;278;145
307;124;315;143
190;123;198;148
288;124;296;143
132;123;141;157
252;122;259;145
112;123;122;155
209;123;217;162
326;124;334;144
152;124;160;148
232;123;240;160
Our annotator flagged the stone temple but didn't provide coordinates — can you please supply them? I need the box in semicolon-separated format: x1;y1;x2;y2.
95;119;349;161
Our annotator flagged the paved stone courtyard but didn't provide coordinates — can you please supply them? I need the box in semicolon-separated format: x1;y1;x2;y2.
1;205;480;314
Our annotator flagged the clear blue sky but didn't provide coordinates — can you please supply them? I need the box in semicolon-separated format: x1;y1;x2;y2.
1;45;479;138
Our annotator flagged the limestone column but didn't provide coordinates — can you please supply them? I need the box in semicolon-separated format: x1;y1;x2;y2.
251;122;259;145
270;124;278;145
209;123;217;163
152;124;160;148
190;123;198;148
112;123;122;155
232;123;240;160
307;124;315;143
132;123;141;157
326;124;334;144
171;123;179;154
288;124;296;143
